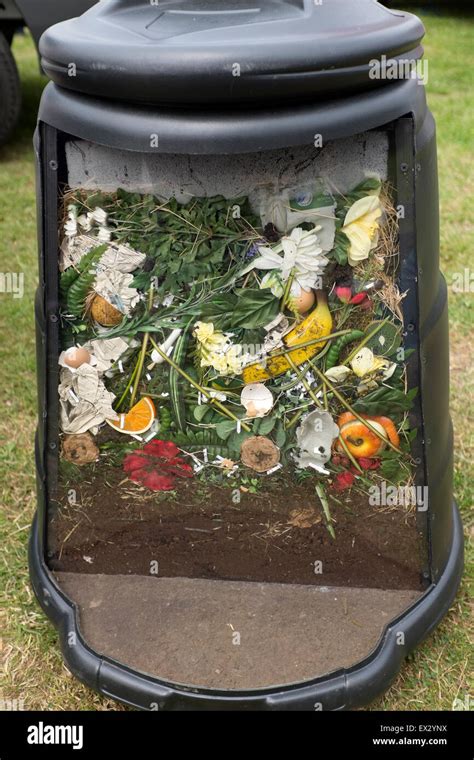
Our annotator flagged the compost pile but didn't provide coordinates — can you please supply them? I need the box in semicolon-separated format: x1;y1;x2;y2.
56;178;418;543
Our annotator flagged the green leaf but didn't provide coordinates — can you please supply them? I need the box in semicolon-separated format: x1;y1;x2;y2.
257;416;276;435
353;385;418;416
169;321;191;432
379;454;407;485
199;294;238;328
274;421;286;448
193;404;211;423
131;271;151;290
215;419;238;440
331;230;350;265
227;430;252;457
232;288;280;329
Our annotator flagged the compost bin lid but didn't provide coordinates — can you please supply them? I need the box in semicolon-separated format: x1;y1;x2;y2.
39;0;425;106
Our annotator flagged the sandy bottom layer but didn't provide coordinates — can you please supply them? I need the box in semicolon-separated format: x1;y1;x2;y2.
56;572;421;691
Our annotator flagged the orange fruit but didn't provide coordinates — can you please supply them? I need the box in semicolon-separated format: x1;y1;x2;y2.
335;412;400;458
107;396;155;435
370;416;400;448
337;419;387;458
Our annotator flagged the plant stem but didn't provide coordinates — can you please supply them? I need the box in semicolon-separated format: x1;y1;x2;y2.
115;358;140;412
280;268;295;312
148;336;251;431
129;334;149;408
336;433;363;473
129;284;154;409
345;318;390;363
285;407;306;430
316;483;335;539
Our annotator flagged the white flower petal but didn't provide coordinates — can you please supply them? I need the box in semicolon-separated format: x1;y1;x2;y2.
343;195;381;227
325;365;352;383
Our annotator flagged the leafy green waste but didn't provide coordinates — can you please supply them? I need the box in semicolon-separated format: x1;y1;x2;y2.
353;386;418;416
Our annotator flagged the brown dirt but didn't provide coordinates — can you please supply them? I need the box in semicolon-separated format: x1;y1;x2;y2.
48;462;425;590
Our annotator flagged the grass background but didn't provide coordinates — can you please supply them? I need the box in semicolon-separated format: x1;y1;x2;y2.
0;10;472;710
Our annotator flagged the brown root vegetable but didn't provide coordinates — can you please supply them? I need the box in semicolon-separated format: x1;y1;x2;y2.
90;294;123;326
62;433;99;465
240;435;280;473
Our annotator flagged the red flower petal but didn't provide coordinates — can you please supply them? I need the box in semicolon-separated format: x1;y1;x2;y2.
127;466;151;484
332;455;350;468
140;470;177;491
332;471;355;491
350;292;368;305
144;439;180;459
358;457;381;470
123;441;193;492
335;285;352;303
163;461;194;478
123;451;150;473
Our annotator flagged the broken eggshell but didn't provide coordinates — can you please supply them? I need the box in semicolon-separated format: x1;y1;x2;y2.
59;345;96;372
295;410;340;470
240;383;273;418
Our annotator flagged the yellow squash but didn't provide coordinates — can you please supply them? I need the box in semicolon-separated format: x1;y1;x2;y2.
242;291;332;383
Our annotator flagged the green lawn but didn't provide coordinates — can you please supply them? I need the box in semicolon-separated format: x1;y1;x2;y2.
0;12;472;711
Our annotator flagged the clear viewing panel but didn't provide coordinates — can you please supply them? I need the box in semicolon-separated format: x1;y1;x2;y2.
46;129;426;688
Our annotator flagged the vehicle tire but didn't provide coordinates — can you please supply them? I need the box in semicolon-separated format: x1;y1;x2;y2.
0;30;21;147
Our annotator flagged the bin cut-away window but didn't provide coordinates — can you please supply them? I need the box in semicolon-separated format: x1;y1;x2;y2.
49;131;425;690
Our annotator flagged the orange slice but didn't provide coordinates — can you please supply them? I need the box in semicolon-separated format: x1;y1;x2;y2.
107;396;155;435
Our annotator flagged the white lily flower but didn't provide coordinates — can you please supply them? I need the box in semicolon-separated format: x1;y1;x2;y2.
241;227;329;297
342;195;383;267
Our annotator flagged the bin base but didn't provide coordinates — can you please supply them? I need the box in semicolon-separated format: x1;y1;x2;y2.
29;502;463;710
54;572;421;691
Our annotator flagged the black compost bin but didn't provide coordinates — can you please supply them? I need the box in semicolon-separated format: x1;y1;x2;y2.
30;0;463;711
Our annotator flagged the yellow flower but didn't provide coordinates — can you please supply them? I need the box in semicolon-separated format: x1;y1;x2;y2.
194;321;216;344
225;349;242;376
342;195;383;267
194;321;243;376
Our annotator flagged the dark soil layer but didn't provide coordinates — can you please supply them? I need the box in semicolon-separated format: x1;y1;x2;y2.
49;465;425;590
